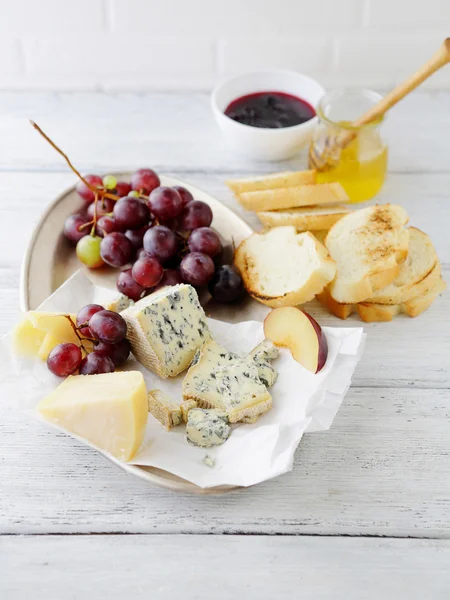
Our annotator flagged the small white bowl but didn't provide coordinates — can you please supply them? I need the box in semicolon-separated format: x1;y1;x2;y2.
211;70;325;162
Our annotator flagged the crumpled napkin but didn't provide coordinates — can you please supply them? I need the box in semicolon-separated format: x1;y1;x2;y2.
0;271;365;488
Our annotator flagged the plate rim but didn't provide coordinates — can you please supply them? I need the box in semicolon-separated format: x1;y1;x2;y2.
20;173;254;495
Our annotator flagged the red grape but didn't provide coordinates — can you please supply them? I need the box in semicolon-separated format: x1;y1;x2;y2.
180;252;215;286
76;175;103;204
96;215;120;236
100;232;134;267
132;256;164;288
89;310;127;344
143;225;178;262
172;185;193;207
188;227;222;257
113;197;150;229
64;213;89;244
79;351;115;375
86;198;115;219
208;265;244;303
125;225;150;249
136;248;147;260
76;235;104;268
47;343;82;377
179;201;213;231
94;339;130;367
76;304;104;337
131;168;160;195
149;187;183;221
154;268;183;291
115;181;132;197
117;268;146;301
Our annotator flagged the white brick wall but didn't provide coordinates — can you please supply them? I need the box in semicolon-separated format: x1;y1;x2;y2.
0;0;449;90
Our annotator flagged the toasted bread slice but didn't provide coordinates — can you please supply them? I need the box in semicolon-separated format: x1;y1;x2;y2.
357;277;446;322
258;205;350;232
325;204;409;303
234;226;336;307
365;227;438;304
317;265;445;321
238;182;348;212
226;170;316;195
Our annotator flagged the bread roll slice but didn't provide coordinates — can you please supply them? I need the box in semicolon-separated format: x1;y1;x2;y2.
317;263;445;321
325;204;410;303
226;170;316;195
258;205;350;232
358;277;446;322
364;227;439;304
238;182;348;212
234;226;336;307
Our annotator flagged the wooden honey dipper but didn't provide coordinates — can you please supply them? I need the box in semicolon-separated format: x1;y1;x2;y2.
309;38;450;171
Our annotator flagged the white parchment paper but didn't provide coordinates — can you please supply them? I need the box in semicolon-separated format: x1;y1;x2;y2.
0;272;366;488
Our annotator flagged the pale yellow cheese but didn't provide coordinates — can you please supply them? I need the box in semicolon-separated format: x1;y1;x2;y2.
13;312;80;360
27;312;78;341
12;319;46;356
38;371;148;461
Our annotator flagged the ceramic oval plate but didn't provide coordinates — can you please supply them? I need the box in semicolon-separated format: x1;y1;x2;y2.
20;173;255;494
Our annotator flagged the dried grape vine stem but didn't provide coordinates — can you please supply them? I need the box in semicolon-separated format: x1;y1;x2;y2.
63;315;93;356
30;121;119;201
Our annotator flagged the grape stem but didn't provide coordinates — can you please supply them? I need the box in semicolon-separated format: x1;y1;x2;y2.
63;315;90;356
91;192;99;236
30;121;120;201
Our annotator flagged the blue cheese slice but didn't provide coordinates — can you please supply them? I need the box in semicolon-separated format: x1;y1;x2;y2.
105;294;133;313
182;340;272;423
248;339;279;363
186;408;231;447
248;339;279;387
121;284;211;378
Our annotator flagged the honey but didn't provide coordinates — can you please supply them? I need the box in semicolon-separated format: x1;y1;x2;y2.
314;127;388;203
310;89;388;203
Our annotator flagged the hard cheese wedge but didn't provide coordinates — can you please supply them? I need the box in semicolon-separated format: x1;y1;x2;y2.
12;319;46;356
13;312;79;360
38;371;148;461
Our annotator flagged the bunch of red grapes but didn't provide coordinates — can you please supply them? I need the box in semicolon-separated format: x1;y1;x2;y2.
64;169;244;304
47;305;130;377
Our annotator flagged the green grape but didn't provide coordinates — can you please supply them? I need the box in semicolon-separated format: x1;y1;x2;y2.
128;190;140;198
103;175;117;190
76;235;104;268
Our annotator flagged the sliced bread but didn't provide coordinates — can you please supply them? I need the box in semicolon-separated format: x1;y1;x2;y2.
226;170;316;195
317;265;445;322
358;277;446;322
237;182;348;212
234;226;337;307
258;205;350;232
325;204;410;303
364;227;439;304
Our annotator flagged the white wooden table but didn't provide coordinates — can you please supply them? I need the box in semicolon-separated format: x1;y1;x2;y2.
0;91;449;599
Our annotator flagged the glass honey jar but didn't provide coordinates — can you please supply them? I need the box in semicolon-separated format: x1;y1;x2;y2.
309;89;388;203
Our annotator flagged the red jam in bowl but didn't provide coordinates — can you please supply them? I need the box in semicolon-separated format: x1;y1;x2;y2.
224;91;316;129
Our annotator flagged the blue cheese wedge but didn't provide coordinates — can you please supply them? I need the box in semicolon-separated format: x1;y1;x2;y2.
105;294;133;313
186;408;231;447
248;339;279;363
248;339;278;387
182;340;272;423
121;284;211;378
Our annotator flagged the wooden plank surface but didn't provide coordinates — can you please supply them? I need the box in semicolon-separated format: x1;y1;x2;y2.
1;535;450;600
2;388;450;537
0;91;449;173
